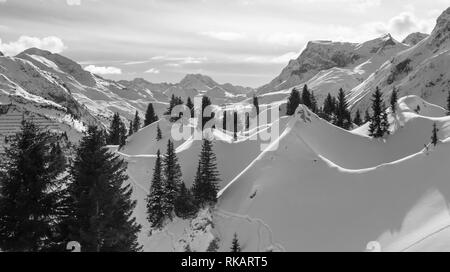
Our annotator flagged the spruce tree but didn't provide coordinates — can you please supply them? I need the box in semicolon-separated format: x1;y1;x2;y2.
301;84;312;109
0;120;67;252
286;88;301;116
156;124;162;141
108;113;122;145
63;126;141;252
132;111;141;133
233;111;238;140
310;91;318;113
230;233;241;252
119;120;127;147
186;97;195;118
333;88;351;130
364;109;371;123
353;109;363;126
146;150;165;229
128;120;133;136
192;139;220;207
144;103;158;127
253;95;260;116
162;140;183;219
447;91;450;116
207;237;220;252
222;110;227;131
165;95;184;122
369;87;390;138
174;182;198;219
201;96;214;129
431;123;439;146
322;93;336;121
390;88;398;115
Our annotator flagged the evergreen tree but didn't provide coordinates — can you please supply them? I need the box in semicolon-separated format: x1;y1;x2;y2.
192;139;221;207
207;237;220;252
186;97;195;118
174;182;198;219
156;124;162;141
184;244;192;252
333;88;351;130
144;103;158;127
230;233;241;252
252;95;260;116
286;88;301;116
390;88;398;115
108;113;123;145
369;87;390;138
201;96;214;129
322;93;336;121
128;120;133;136
119;121;127;147
62;126;142;252
364;109;371;123
132;111;141;133
162;140;183;219
431;123;439;146
233;111;238;140
447;91;450;116
222;110;227;131
353;109;363;126
0;120;67;252
301;84;312;109
310;91;318;113
165;95;184;122
146;150;165;229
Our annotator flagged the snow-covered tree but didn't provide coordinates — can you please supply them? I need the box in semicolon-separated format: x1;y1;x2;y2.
156;124;162;141
192;139;220;207
146;150;165;229
162;140;183;219
369;87;390;138
230;233;241;252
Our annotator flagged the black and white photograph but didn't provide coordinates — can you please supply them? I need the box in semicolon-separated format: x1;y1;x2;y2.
1;0;450;258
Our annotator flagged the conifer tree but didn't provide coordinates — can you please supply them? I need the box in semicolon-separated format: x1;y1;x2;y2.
222;110;227;131
119;121;127;147
201;96;214;129
146;150;165;229
369;87;390;138
302;84;312;109
156;124;162;141
286;88;301;116
207;238;220;252
162;140;183;219
390;88;398;115
186;97;195;118
128;120;133;136
253;95;260;116
174;182;198;219
310;91;318;113
0;120;67;252
192;139;220;207
333;88;351;130
233;111;238;140
322;93;336;121
431;123;439;146
230;233;241;252
353;109;363;126
165;95;184;122
364;109;371;123
62;126;141;252
132;111;141;133
447;91;450;116
144;103;158;127
108;113;123;145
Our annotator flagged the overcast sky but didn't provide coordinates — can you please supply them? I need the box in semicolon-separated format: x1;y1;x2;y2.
0;0;448;87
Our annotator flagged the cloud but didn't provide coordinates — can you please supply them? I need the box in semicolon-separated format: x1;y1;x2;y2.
259;32;305;47
66;0;81;6
201;31;246;41
84;65;122;75
369;12;434;38
151;55;207;66
145;68;160;74
0;36;66;56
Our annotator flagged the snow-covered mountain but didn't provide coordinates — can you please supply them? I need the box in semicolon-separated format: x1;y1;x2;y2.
402;32;429;46
347;7;450;113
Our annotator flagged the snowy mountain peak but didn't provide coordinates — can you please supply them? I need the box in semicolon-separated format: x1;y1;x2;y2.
18;47;53;57
402;32;429;46
179;74;217;90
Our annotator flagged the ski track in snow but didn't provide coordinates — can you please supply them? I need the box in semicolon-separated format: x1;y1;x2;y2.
215;209;286;252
